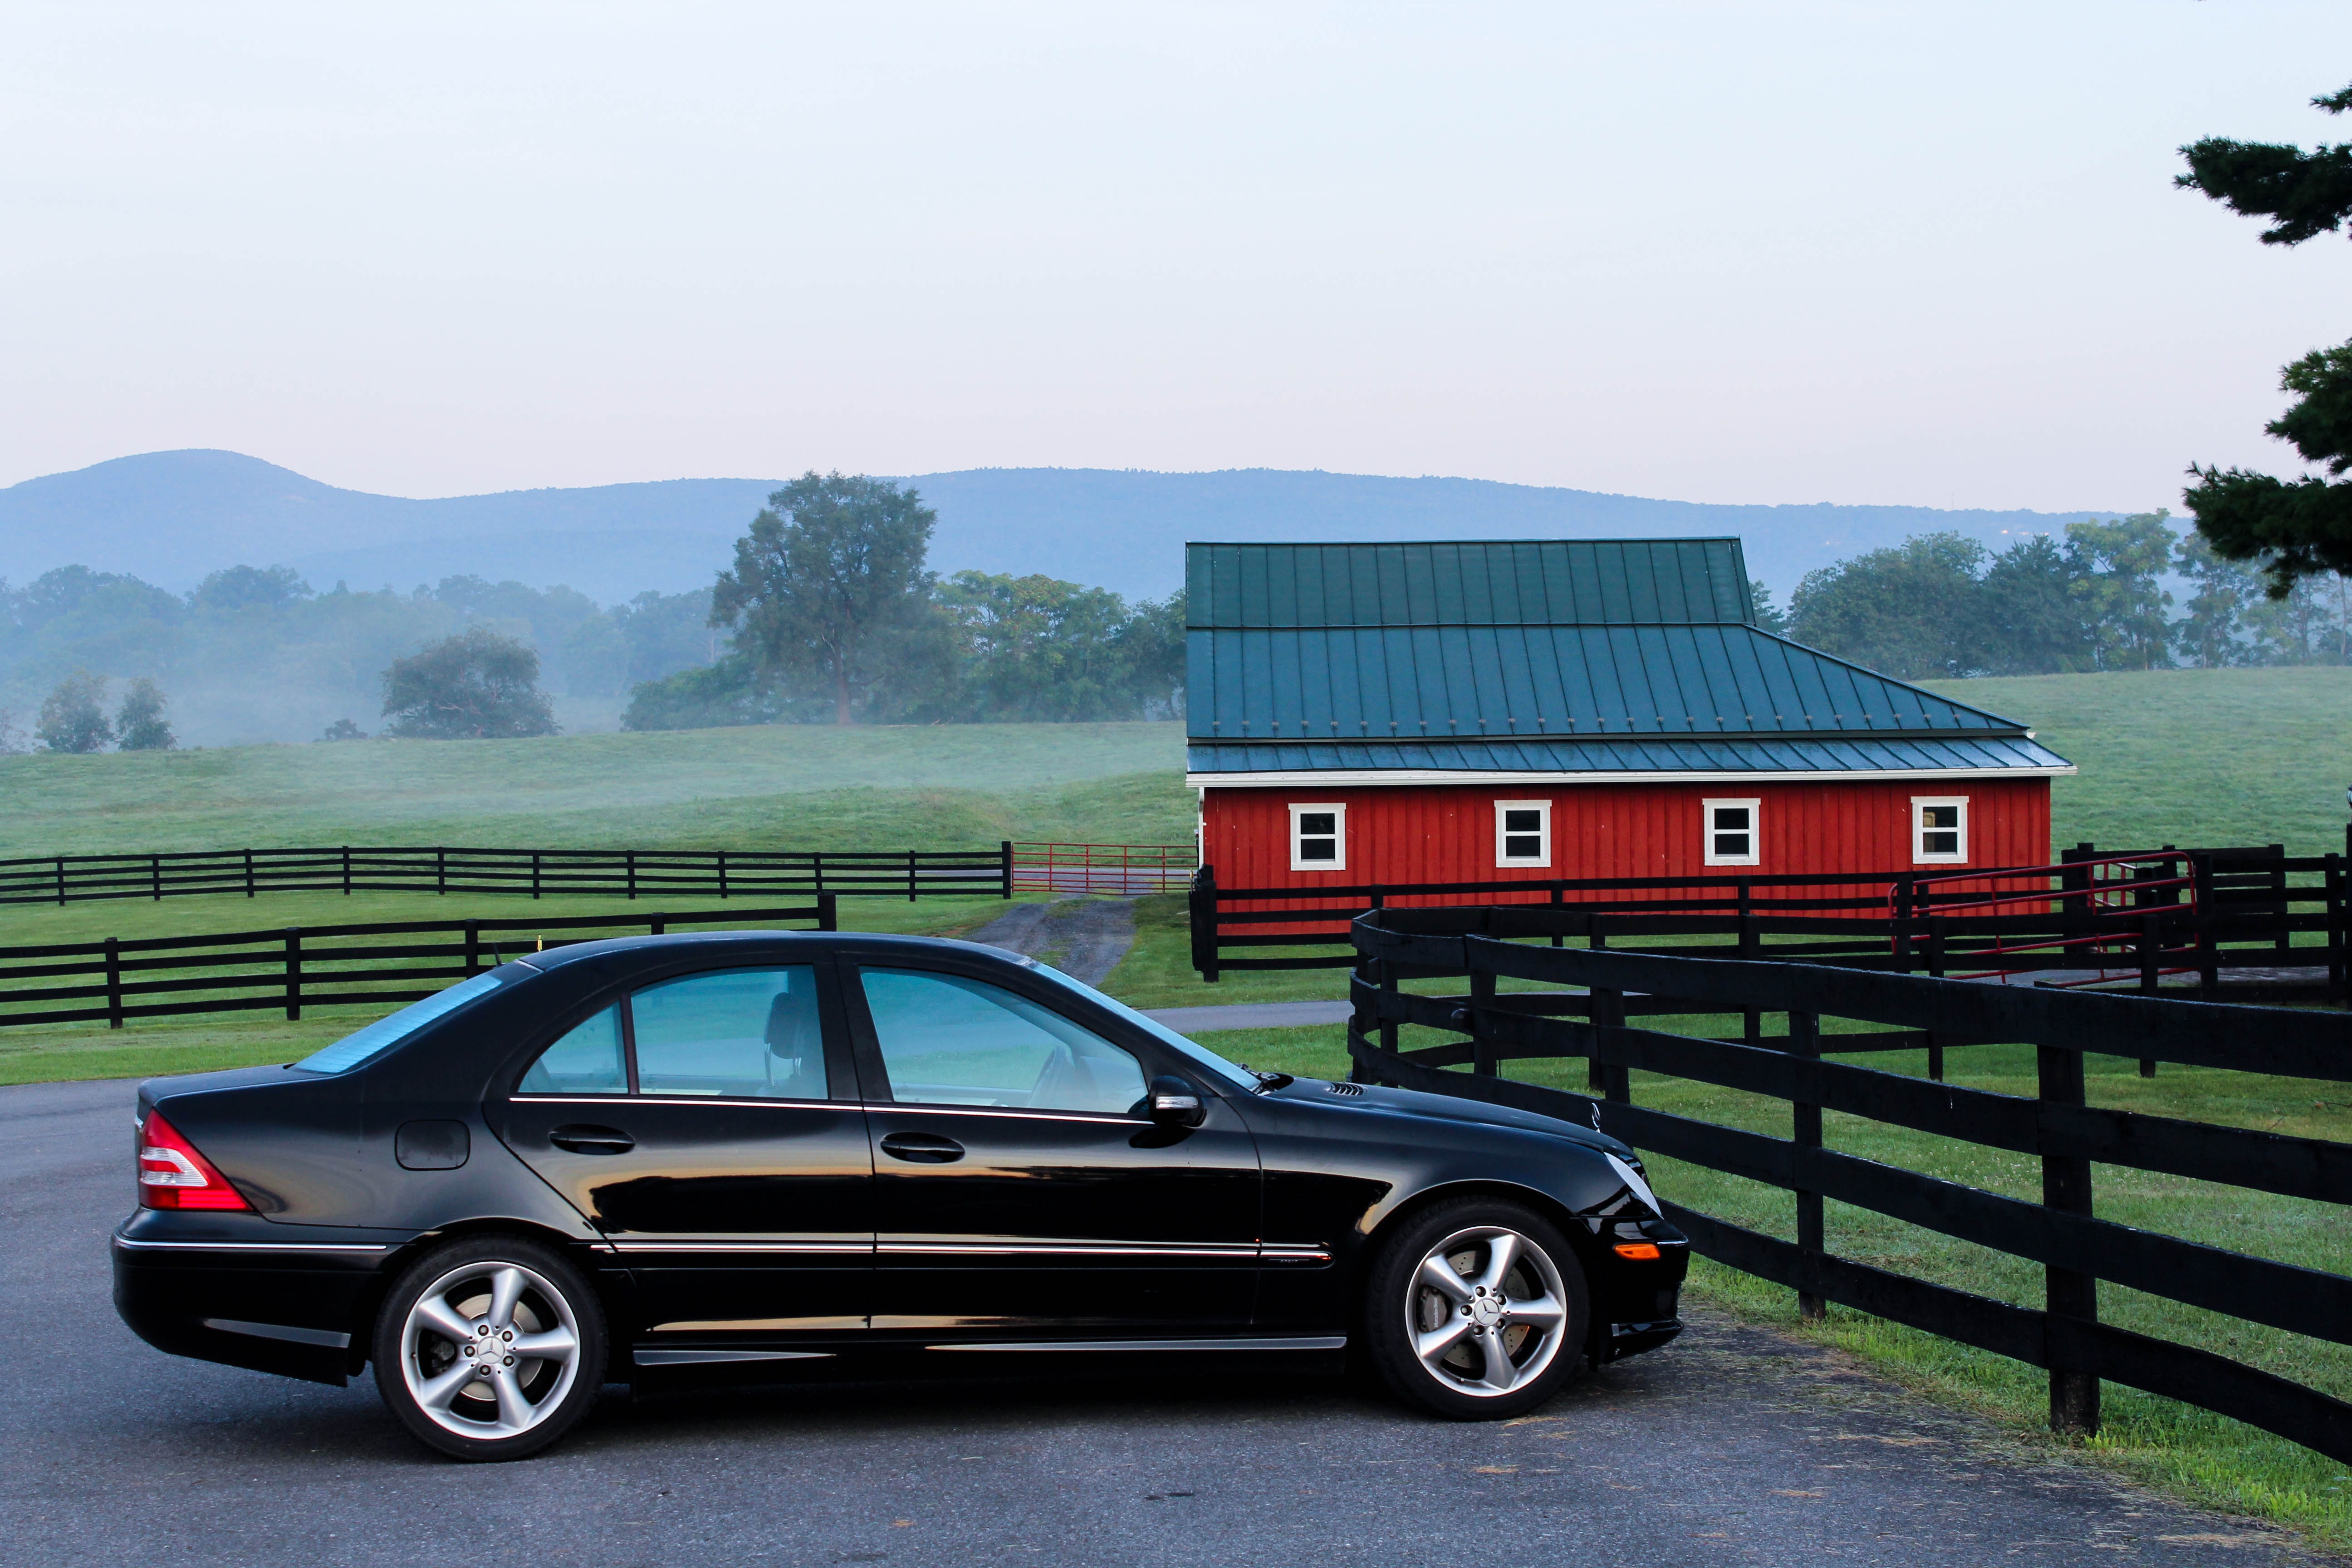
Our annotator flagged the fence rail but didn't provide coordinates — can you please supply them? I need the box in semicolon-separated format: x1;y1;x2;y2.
1191;839;2348;1006
0;901;837;1032
1344;905;2352;1465
0;844;1031;906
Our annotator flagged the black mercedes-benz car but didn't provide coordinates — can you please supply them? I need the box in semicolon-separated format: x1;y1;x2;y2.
113;931;1687;1460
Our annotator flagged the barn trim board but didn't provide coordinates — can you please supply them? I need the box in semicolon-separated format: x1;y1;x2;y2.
1184;539;2075;894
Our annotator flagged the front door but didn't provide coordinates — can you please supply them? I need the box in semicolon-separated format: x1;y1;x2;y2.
498;963;873;1347
847;960;1261;1340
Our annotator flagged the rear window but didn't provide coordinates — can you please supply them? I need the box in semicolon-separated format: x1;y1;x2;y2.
294;971;507;1075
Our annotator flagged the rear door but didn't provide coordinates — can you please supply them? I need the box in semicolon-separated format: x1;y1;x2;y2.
848;960;1262;1340
499;962;874;1348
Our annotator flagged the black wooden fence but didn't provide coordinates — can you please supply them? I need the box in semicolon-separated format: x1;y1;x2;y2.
1346;904;2352;1464
1192;840;2348;1005
0;900;836;1032
0;845;1015;906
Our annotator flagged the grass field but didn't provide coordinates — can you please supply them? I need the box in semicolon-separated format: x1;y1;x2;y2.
1926;666;2352;857
0;720;1193;857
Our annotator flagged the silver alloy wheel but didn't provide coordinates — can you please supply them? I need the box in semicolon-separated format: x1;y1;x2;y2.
399;1260;583;1440
1403;1225;1571;1397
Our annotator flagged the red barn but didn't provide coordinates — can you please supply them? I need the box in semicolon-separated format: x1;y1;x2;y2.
1184;539;2074;898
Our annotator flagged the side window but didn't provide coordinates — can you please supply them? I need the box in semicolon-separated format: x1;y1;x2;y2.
632;967;827;1099
1702;797;1759;867
519;1005;626;1095
1289;801;1346;871
1495;799;1551;867
1912;796;1969;863
860;967;1148;1115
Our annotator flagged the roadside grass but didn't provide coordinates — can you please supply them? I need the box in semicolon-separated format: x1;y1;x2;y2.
1205;1017;2352;1553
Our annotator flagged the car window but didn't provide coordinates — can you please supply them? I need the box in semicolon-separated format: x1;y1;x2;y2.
632;966;827;1099
518;1005;626;1095
295;970;507;1075
860;967;1147;1115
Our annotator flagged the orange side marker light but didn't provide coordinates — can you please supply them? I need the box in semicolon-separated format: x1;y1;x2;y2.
1612;1242;1662;1261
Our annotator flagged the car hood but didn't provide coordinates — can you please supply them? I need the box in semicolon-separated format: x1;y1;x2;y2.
1258;1077;1635;1160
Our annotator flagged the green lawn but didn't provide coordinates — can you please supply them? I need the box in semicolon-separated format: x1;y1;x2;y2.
0;720;1194;857
1926;666;2352;857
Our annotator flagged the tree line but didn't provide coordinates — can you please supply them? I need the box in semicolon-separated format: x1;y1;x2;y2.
0;473;1185;750
1779;511;2352;681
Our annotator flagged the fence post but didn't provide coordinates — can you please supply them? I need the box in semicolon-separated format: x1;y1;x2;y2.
1189;866;1220;983
817;891;837;932
1790;1007;1825;1320
2039;1041;2101;1436
627;851;637;901
1469;961;1498;1076
54;857;64;906
105;937;123;1030
2270;843;2291;957
2327;851;2347;1000
464;920;480;976
2192;851;2218;1000
1587;922;1612;1093
1926;916;1947;1082
1893;874;1915;974
152;855;162;902
341;846;352;897
436;848;446;895
284;929;302;1022
1549;883;1566;948
1001;840;1014;899
1738;906;1762;1048
650;916;666;936
718;850;729;901
907;849;918;903
532;852;542;900
2137;912;2160;1077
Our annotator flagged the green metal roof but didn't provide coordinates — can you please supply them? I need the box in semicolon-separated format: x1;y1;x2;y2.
1184;538;2068;773
1187;540;1755;628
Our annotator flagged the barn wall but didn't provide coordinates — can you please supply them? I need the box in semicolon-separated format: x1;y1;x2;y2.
1200;777;2053;898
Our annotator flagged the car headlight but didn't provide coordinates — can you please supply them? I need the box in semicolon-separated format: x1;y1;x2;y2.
1605;1152;1661;1217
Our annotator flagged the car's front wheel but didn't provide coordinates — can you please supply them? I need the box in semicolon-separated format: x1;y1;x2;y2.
371;1235;608;1461
1362;1197;1590;1419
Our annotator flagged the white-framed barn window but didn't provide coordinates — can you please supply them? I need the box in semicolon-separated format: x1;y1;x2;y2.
1911;796;1969;864
1289;803;1346;872
1702;798;1760;867
1494;799;1551;867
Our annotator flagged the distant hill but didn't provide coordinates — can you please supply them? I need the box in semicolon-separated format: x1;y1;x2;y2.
0;449;2131;604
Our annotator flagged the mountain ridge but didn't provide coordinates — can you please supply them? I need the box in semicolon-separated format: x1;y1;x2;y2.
0;448;2135;604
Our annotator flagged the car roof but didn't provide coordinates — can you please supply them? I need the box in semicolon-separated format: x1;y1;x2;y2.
510;928;1026;974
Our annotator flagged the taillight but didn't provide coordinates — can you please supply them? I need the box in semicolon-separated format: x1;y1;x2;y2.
137;1110;250;1211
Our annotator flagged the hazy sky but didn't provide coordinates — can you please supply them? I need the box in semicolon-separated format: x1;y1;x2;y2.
5;2;2349;513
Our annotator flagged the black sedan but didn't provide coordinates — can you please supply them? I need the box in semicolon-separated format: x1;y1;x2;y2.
113;931;1687;1460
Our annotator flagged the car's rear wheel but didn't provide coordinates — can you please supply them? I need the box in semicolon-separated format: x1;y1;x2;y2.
371;1235;608;1461
1362;1197;1589;1419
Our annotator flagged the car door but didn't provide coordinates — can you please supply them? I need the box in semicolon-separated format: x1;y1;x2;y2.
847;957;1262;1340
499;962;874;1347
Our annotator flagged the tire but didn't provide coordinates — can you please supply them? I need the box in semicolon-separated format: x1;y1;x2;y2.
1361;1196;1590;1420
371;1235;609;1462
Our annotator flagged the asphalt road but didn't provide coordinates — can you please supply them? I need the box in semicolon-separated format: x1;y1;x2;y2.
2;1077;2326;1568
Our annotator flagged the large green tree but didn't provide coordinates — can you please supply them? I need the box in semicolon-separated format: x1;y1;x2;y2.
2179;84;2352;592
380;627;559;739
712;473;946;724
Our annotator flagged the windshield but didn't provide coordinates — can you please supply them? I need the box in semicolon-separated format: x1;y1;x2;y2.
293;970;507;1075
1022;960;1259;1092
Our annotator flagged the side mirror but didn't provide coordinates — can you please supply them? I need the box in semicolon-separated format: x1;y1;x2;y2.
1147;1074;1206;1129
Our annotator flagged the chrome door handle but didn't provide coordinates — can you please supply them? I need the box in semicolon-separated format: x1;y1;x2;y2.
549;1124;635;1156
879;1131;965;1164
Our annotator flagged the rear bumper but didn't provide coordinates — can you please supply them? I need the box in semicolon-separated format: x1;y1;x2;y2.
111;1225;397;1386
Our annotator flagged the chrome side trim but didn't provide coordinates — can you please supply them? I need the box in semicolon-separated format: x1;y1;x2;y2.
114;1239;392;1254
633;1348;836;1367
870;1104;1140;1127
934;1336;1348;1353
877;1241;1259;1259
509;1095;855;1110
609;1240;871;1255
202;1318;352;1348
